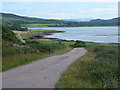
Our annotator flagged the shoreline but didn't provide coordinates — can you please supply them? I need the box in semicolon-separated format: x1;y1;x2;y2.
28;26;119;28
28;30;120;45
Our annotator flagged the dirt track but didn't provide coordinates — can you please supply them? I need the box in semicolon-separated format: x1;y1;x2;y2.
2;48;87;88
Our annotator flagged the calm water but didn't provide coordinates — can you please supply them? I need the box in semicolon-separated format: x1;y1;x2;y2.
29;27;119;43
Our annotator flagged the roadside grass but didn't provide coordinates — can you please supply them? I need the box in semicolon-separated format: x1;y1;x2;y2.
2;40;72;72
2;53;47;72
56;46;118;88
23;24;57;27
2;47;72;72
56;47;98;88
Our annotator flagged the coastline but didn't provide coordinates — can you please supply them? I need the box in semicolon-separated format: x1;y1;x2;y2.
28;26;119;28
28;29;119;46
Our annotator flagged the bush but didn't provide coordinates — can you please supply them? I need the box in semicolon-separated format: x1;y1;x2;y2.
73;41;86;47
27;41;66;53
2;24;19;42
89;47;118;88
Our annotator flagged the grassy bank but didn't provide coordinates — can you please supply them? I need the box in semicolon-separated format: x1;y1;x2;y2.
3;47;72;72
2;39;72;72
56;46;118;88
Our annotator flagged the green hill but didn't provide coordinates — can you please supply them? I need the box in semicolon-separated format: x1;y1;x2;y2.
0;12;119;27
2;24;19;42
1;12;70;26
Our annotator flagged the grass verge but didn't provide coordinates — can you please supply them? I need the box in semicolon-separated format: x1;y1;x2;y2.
2;46;72;72
56;46;118;88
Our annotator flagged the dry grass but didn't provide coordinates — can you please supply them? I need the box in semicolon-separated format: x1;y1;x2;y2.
34;39;52;42
13;31;28;34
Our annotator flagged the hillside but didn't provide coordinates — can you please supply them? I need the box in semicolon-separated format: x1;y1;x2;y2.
1;12;79;27
89;18;119;26
2;24;19;42
1;12;119;27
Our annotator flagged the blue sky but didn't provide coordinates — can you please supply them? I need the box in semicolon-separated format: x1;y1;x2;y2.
1;2;118;19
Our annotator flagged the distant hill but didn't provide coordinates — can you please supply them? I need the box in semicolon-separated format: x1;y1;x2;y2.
62;18;92;22
0;12;119;27
0;12;66;25
89;18;119;26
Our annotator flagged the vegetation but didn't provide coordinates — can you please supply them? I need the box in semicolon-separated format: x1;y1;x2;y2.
2;24;20;43
28;29;56;32
72;41;86;47
2;44;72;72
23;24;57;27
56;46;118;88
2;40;72;71
30;40;75;46
10;24;28;31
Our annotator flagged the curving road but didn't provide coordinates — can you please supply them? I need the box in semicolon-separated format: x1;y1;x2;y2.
2;48;87;88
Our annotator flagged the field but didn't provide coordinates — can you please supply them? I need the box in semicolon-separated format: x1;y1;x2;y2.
28;29;56;32
23;24;57;27
13;29;57;39
56;46;118;88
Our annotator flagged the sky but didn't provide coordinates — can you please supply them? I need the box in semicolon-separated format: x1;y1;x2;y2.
0;0;118;19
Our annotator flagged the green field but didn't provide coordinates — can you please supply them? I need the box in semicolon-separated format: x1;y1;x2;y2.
29;40;99;47
38;41;75;46
23;24;57;27
28;29;56;32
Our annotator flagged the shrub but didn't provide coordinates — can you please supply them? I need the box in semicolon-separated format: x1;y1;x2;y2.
73;41;86;47
89;47;118;88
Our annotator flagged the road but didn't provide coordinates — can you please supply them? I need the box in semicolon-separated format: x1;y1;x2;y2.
16;33;26;43
2;48;87;88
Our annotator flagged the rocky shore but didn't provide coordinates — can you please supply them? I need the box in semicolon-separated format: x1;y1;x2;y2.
29;30;74;41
